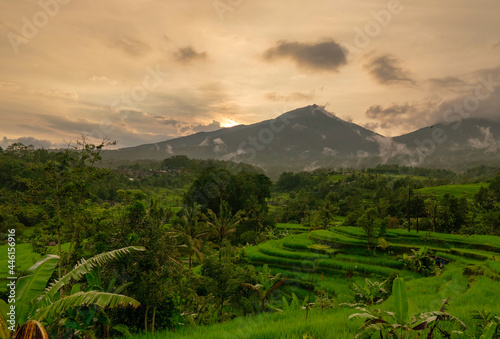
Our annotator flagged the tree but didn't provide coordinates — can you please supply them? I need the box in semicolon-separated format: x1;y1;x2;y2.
23;139;114;281
184;168;272;217
170;204;209;268
205;202;244;258
424;198;439;233
475;185;494;210
357;208;378;251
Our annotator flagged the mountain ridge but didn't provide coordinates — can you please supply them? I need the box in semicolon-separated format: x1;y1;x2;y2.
103;105;500;171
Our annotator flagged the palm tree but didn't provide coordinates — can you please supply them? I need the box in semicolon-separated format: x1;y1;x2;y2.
425;198;439;233
169;204;209;269
205;202;244;259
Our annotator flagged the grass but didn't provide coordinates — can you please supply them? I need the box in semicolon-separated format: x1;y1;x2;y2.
276;223;309;231
257;240;329;261
416;183;485;199
129;308;360;339
282;233;314;250
333;253;404;270
317;258;397;277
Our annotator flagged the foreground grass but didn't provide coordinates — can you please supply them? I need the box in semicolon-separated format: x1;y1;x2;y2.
129;308;359;339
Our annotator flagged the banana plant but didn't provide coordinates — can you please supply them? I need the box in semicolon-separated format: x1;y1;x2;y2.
349;277;466;338
0;246;145;338
470;309;500;339
240;264;287;312
281;293;309;312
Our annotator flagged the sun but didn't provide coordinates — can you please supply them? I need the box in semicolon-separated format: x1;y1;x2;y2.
220;118;239;128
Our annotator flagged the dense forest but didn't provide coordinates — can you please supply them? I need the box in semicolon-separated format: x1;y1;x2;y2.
1;141;500;338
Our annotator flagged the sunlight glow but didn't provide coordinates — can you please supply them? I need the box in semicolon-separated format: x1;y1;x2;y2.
220;118;239;128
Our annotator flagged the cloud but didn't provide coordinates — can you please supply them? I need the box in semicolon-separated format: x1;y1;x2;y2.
263;40;348;72
175;46;208;63
425;76;466;90
363;64;500;135
363;100;440;135
366;135;411;163
110;35;151;57
363;53;416;86
365;103;411;120
265;91;315;101
1;136;56;149
322;147;338;156
467;126;499;152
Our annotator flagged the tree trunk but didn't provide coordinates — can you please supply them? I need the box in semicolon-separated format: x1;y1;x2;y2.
144;305;149;332
189;253;192;269
152;307;156;332
64;223;77;275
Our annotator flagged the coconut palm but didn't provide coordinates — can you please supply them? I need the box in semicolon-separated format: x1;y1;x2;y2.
205;202;245;258
169;204;209;268
425;198;440;233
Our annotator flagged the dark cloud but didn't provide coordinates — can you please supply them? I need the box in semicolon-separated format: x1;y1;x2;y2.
160;117;221;134
191;120;221;133
111;35;151;57
265;91;315;101
363;54;416;86
175;46;208;63
364;65;500;134
365;103;411;120
1;136;55;149
263;40;347;72
426;76;465;88
425;76;470;94
363;101;434;133
123;111;222;135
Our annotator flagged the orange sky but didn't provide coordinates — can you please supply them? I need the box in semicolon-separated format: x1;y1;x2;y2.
1;0;500;148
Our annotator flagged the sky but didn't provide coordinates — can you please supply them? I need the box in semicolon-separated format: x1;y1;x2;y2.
1;0;500;149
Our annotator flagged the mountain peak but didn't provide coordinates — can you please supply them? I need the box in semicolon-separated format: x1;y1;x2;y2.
279;104;339;121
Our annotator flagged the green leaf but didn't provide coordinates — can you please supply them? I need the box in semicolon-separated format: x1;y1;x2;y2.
15;254;59;325
70;284;81;295
479;321;497;339
31;291;140;322
0;299;12;339
112;324;132;337
38;246;145;307
392;277;408;325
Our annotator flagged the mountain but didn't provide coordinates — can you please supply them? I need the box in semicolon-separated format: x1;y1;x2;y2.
105;105;385;171
391;118;500;168
103;105;500;172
